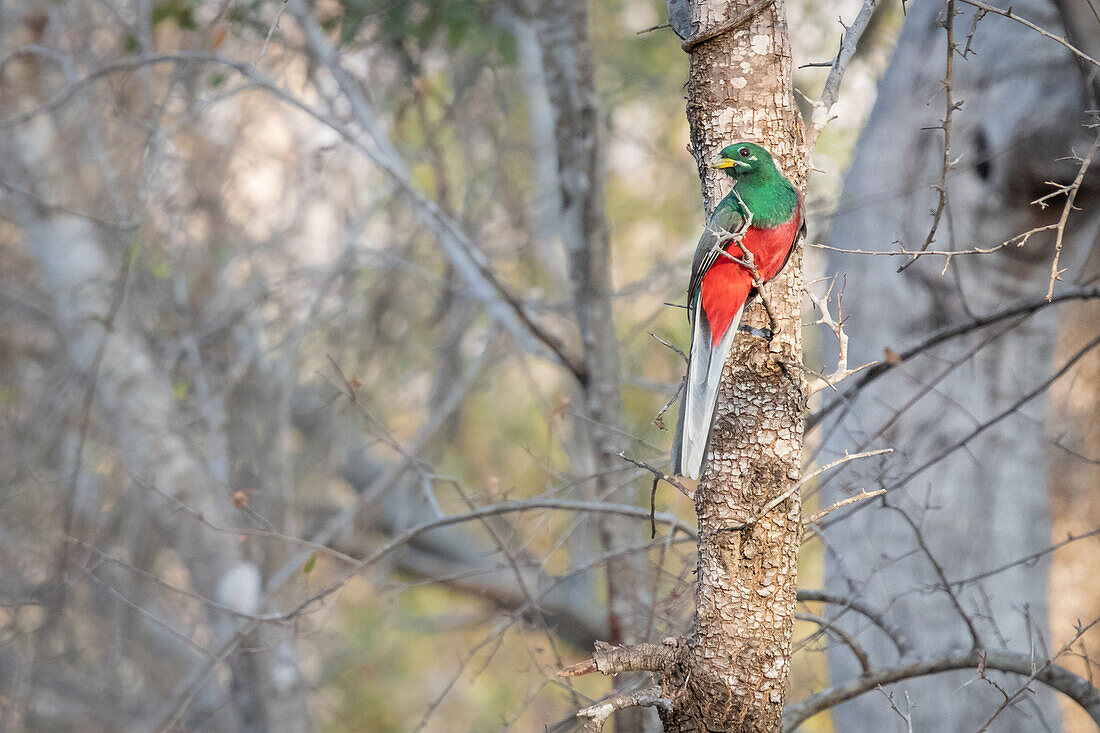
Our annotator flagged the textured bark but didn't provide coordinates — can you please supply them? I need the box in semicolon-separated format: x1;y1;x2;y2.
820;0;1100;730
659;1;807;730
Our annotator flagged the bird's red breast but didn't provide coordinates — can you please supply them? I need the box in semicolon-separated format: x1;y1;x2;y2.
700;207;802;345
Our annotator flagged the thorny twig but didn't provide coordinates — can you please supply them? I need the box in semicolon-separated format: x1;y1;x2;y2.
898;0;960;273
804;0;880;158
719;449;891;533
975;615;1100;731
804;278;875;396
809;284;1100;430
615;451;693;531
805;488;885;525
812;220;1060;270
1045;125;1100;300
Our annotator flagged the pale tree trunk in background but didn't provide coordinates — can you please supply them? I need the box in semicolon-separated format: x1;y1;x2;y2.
659;0;806;729
1046;8;1100;733
534;1;652;728
820;0;1100;730
1049;250;1100;733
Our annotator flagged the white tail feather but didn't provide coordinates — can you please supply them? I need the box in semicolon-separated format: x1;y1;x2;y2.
674;299;744;479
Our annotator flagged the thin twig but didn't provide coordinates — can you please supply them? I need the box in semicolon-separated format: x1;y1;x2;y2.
804;279;875;395
898;0;959;273
783;646;1100;731
724;449;891;532
617;451;694;500
795;612;872;674
956;0;1100;68
810;284;1100;430
804;0;879;156
805;488;885;525
1047;126;1100;300
797;589;912;656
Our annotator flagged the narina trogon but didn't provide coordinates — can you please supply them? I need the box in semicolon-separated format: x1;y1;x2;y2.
671;141;805;480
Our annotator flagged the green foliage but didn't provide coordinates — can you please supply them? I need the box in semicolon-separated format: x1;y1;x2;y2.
334;0;515;63
151;0;199;30
171;380;188;402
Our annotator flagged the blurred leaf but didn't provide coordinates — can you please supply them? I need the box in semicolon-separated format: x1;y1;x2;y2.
172;380;188;402
340;0;371;45
151;0;199;30
303;553;317;574
126;237;142;266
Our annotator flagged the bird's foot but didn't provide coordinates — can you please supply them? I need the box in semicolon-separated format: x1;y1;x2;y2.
738;324;773;341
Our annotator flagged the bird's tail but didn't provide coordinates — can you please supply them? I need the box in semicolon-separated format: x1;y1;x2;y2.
670;300;744;480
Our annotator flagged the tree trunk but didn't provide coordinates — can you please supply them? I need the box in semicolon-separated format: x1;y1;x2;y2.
819;0;1100;730
533;1;654;727
660;1;807;730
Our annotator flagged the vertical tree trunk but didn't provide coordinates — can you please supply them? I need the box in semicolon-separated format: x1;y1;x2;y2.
534;1;652;727
819;0;1099;730
660;1;807;730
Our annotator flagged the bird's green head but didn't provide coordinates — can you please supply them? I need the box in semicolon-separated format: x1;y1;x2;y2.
710;142;780;180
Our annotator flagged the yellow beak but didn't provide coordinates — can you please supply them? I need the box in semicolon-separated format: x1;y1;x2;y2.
710;157;736;169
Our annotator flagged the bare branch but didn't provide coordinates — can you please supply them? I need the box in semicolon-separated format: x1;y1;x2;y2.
898;0;959;273
559;640;676;677
795;612;872;674
577;686;672;732
1046;125;1100;300
783;648;1100;731
804;282;875;395
732;449;891;532
797;589;912;656
805;488;885;525
810;284;1100;430
617;451;694;499
956;0;1100;68
881;333;1100;494
804;0;879;155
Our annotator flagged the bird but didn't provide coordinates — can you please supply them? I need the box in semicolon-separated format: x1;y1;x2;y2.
670;141;804;480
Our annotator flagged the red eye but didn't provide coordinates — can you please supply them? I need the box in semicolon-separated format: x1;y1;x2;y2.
738;147;751;157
